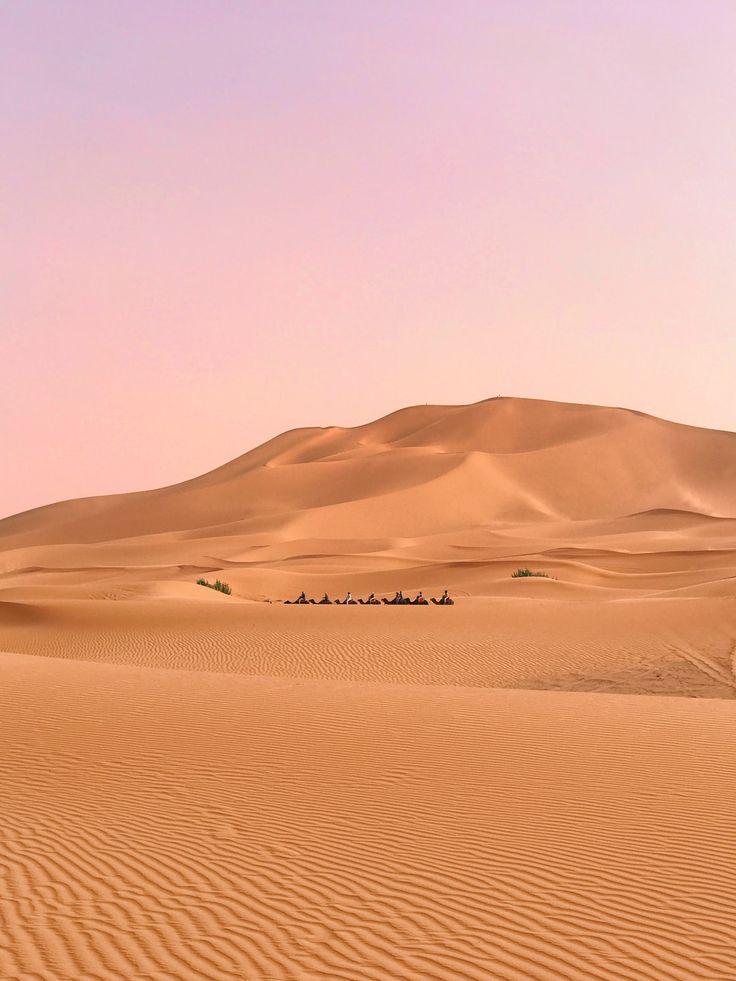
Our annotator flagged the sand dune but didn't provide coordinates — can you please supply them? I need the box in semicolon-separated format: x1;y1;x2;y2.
1;399;735;597
2;651;735;981
1;398;735;612
2;397;736;979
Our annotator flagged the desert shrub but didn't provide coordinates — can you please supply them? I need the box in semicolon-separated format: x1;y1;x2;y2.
197;578;232;595
511;568;551;579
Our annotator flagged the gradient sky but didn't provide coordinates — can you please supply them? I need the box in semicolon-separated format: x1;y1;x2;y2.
2;1;735;518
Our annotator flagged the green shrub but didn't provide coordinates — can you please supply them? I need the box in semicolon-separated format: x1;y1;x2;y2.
511;568;551;579
197;578;232;595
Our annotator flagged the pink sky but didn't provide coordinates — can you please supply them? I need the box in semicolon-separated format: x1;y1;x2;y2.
2;1;735;518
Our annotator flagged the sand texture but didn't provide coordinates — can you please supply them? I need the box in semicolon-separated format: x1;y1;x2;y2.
1;398;736;979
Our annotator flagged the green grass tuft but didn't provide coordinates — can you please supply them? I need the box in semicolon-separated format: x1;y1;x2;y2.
196;578;232;595
511;568;552;579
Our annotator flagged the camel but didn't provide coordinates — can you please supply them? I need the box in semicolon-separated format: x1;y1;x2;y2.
358;593;381;605
284;591;310;605
382;591;406;605
335;591;358;605
318;593;332;605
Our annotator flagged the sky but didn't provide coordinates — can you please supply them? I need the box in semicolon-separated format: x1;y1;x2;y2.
2;1;735;518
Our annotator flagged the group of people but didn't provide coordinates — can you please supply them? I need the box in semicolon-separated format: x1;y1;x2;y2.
284;589;454;606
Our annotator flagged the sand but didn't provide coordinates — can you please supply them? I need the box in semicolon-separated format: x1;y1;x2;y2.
1;397;736;979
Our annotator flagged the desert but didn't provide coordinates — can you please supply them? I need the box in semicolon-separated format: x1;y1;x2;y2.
1;397;736;980
6;3;736;975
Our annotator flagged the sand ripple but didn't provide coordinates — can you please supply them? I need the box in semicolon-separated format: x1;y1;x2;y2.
1;653;736;981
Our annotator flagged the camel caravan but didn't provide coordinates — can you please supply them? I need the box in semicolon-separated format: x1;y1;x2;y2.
284;589;454;606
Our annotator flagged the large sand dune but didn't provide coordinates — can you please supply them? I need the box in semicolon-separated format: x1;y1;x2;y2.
2;398;736;601
1;397;736;979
